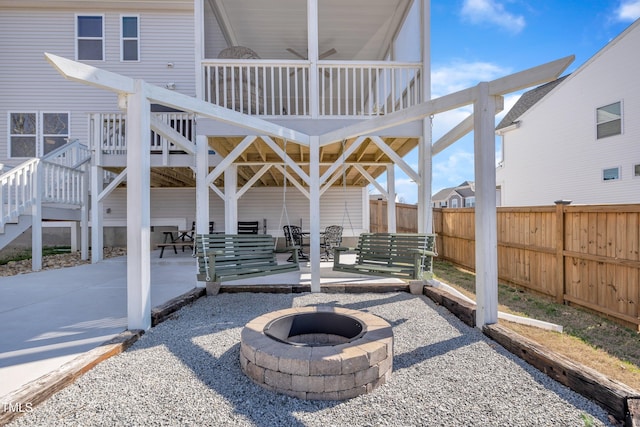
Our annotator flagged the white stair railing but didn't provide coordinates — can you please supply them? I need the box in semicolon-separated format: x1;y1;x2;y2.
1;141;90;231
43;139;91;168
0;159;39;228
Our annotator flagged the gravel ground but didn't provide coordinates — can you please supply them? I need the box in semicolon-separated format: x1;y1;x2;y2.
9;292;613;426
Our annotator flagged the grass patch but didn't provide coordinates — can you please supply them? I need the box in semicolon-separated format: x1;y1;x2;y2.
0;246;72;265
433;259;640;391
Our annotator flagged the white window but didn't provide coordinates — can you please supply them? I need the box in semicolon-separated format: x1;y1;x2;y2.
77;15;104;60
602;167;620;181
634;164;640;178
121;15;139;61
465;197;475;207
8;112;70;158
439;201;447;208
596;101;622;139
451;198;458;208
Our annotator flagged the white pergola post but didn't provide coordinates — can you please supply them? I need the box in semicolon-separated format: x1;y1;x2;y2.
386;164;397;232
224;164;238;234
418;0;432;233
126;80;151;331
474;82;499;328
309;135;321;292
195;135;210;237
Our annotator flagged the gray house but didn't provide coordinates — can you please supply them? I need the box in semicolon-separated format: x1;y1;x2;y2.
432;181;475;208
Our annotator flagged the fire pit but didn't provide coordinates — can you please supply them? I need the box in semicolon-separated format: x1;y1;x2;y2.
240;306;393;400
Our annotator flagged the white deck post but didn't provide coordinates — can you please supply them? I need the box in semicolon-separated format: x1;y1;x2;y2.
91;117;104;263
126;80;151;331
31;162;42;271
309;135;321;292
418;0;432;233
474;82;499;327
196;135;209;236
224;164;238;234
307;0;319;119
194;0;204;100
386;164;397;232
80;163;89;259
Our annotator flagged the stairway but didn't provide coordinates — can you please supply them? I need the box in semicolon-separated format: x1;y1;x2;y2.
0;141;91;251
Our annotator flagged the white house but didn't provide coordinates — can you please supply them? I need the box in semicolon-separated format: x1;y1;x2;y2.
0;0;572;329
495;19;640;207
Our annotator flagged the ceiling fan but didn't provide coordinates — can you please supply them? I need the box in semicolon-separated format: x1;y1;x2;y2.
286;47;337;60
286;47;337;78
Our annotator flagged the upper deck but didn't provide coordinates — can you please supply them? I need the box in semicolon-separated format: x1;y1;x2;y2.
198;0;425;119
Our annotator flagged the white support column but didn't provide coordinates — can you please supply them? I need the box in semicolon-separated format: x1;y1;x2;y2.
418;0;432;233
195;135;210;236
31;162;42;272
224;164;238;234
307;0;319;119
474;82;498;328
195;135;209;288
91;119;104;263
80;163;89;260
126;80;151;331
309;135;321;292
194;0;204;100
386;165;397;233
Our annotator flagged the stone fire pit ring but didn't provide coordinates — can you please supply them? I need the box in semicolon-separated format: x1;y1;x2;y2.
240;306;393;400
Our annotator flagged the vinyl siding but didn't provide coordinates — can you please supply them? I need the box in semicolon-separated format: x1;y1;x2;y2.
103;186;367;237
496;21;640;206
0;6;200;162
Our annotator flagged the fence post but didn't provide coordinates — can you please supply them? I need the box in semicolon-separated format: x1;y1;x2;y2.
554;200;571;303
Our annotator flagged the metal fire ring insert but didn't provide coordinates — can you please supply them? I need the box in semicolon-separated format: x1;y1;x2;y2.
263;312;366;346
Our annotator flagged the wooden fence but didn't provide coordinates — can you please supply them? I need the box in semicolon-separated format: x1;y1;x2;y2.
370;201;640;330
369;199;418;233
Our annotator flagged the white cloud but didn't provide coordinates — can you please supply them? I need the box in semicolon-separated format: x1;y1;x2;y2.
432;148;475;192
432;61;511;97
461;0;526;33
616;0;640;21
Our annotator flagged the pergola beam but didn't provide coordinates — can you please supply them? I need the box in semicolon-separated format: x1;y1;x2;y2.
44;53;310;146
319;55;574;146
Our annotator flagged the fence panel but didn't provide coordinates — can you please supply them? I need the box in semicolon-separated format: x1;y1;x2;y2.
428;205;639;330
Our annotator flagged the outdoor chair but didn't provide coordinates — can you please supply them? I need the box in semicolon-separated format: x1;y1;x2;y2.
283;225;309;261
320;225;343;261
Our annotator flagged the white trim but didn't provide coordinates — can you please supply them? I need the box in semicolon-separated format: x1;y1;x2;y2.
120;14;140;62
75;14;105;62
602;165;621;182
7;111;37;159
595;99;623;140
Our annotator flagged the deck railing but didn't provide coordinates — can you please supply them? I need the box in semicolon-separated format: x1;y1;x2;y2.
93;112;196;155
202;60;422;117
0;159;38;227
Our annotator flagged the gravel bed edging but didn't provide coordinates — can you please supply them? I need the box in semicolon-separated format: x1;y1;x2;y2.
1;287;206;426
0;330;143;426
421;282;640;425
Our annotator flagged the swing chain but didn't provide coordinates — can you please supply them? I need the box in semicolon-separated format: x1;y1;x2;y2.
201;234;211;282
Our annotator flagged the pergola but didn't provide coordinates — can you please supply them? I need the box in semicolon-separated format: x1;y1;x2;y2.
45;52;573;332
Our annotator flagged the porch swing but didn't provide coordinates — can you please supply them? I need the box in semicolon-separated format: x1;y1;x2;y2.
194;140;300;289
332;133;438;281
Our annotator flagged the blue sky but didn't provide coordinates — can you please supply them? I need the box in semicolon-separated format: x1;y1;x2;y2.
382;0;640;204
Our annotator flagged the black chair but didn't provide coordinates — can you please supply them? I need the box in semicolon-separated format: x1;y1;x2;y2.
238;221;259;234
320;225;343;261
283;225;309;260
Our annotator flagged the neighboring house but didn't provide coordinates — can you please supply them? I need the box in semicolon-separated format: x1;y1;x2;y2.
495;19;640;206
432;181;475;208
